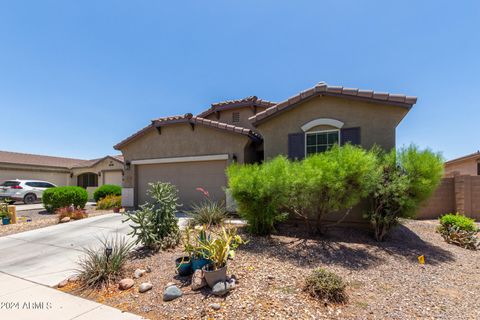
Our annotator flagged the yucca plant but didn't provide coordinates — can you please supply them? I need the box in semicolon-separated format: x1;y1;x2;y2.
77;235;134;289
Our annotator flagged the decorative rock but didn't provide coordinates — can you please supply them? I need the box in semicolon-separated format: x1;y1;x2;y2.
209;303;221;310
146;266;152;273
57;279;68;288
134;268;147;279
119;278;135;290
60;217;71;223
211;281;234;296
139;282;153;293
163;285;183;301
191;269;207;290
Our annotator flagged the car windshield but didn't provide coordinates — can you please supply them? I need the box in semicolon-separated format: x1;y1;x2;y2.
0;181;20;187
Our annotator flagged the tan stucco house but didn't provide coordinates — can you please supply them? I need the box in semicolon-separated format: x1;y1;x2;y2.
0;150;124;199
444;151;480;177
115;82;417;211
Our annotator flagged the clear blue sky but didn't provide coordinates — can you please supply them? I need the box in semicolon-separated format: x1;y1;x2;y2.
1;1;478;161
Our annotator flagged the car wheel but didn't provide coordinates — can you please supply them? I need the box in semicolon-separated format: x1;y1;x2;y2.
23;193;37;204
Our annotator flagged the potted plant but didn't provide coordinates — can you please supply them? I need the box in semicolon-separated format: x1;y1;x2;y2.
175;256;192;276
199;227;245;287
183;226;212;271
0;203;10;225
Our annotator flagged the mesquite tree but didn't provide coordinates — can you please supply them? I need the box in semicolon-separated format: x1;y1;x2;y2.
365;145;444;241
288;145;379;234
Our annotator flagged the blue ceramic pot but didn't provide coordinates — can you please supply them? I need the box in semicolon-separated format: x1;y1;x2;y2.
175;256;193;276
191;256;211;271
2;217;10;225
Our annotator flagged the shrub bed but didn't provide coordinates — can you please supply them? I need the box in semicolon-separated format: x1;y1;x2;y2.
437;213;479;250
93;184;122;202
43;186;88;213
97;195;122;210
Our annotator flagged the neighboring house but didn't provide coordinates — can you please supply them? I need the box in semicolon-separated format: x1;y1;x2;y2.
444;151;480;177
115;82;417;214
0;150;124;199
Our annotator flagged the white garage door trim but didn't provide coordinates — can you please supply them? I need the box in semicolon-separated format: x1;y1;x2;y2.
131;154;229;165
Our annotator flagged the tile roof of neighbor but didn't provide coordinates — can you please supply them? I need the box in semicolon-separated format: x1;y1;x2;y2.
197;96;276;118
248;82;418;124
445;151;480;164
113;113;262;150
0;150;123;169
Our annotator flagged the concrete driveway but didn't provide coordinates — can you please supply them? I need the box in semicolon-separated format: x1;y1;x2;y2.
0;213;132;287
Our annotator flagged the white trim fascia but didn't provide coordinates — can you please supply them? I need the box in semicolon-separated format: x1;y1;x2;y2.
301;118;344;132
131;154;229;165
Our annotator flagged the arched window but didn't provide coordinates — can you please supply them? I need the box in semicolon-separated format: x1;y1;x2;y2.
77;173;98;189
302;118;343;156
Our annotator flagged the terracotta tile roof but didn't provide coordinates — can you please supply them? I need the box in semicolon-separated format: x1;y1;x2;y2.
114;113;262;150
249;82;418;125
0;150;88;169
0;150;124;169
197;96;276;118
445;151;480;165
71;155;124;168
154;113;262;139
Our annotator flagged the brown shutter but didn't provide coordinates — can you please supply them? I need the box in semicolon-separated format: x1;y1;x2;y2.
288;132;305;160
340;127;361;146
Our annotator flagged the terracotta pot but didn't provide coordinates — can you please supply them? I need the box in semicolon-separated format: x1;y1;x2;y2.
113;207;120;213
202;264;227;288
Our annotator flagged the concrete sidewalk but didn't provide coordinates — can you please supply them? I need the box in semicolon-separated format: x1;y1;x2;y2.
0;272;145;320
0;213;132;286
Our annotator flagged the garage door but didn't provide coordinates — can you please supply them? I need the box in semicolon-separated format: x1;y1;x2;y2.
104;171;123;186
136;160;227;209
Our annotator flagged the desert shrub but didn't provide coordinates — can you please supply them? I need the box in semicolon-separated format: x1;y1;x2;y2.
227;156;290;235
43;186;88;213
123;182;181;250
439;213;478;232
304;268;347;303
97;195;122;210
288;145;379;233
437;213;479;250
56;206;88;222
365;145;444;241
77;236;133;289
93;184;121;202
188;188;227;227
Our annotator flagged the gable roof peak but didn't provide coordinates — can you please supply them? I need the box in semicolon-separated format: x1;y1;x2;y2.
249;82;418;125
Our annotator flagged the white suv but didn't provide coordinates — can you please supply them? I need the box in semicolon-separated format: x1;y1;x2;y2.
0;180;57;204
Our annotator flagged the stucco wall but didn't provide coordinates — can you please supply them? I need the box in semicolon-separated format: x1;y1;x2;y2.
0;164;70;186
119;123;252;188
70;158;123;187
444;158;479;177
255;95;409;159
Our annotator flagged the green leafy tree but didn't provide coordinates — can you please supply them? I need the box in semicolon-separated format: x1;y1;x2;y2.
288;145;379;233
227;156;290;235
366;145;444;241
123;182;181;250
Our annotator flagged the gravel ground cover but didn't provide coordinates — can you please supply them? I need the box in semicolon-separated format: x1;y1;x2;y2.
62;219;479;320
0;205;112;237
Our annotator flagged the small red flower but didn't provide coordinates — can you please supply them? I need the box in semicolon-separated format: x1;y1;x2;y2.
196;187;209;197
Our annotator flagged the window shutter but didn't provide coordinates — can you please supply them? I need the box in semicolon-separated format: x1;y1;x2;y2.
340;127;361;146
288;132;305;160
